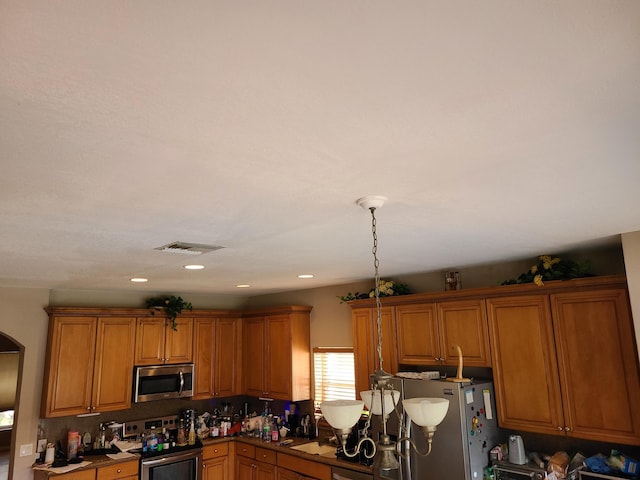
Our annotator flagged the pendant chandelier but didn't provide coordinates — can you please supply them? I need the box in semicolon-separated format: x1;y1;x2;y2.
320;196;450;479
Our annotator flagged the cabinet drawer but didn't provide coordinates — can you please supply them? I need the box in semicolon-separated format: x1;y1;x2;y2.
255;446;276;465
203;442;229;458
54;470;97;480
96;459;139;480
236;442;256;458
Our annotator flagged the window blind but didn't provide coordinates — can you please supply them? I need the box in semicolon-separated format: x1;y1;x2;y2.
313;347;355;407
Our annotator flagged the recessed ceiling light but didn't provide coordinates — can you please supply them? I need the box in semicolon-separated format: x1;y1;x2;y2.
298;274;314;279
236;284;251;288
184;265;205;270
130;277;148;283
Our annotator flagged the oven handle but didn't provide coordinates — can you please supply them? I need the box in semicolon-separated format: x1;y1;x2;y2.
495;466;538;478
179;370;184;396
142;450;201;466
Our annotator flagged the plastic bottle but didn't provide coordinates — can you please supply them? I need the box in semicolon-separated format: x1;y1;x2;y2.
263;415;272;442
141;432;148;453
162;428;169;450
147;428;158;451
271;417;279;442
188;420;196;445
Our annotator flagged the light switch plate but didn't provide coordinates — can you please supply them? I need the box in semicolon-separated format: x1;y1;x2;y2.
37;439;47;453
19;443;33;457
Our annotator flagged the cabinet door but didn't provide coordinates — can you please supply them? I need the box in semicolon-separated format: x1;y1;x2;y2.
92;317;136;413
438;299;491;367
352;308;376;396
265;314;292;399
244;317;267;396
487;295;565;435
195;317;238;399
135;317;165;365
193;318;215;399
42;317;96;417
352;307;397;394
236;456;255;480
165;317;193;363
203;456;228;480
215;318;237;397
255;461;276;480
278;469;298;480
96;459;139;479
396;303;438;364
551;289;640;444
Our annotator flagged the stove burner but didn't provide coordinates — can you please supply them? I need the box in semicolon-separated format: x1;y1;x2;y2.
133;438;203;459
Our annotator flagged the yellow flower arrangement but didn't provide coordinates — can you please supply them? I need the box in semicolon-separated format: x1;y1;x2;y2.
338;279;410;303
502;255;591;286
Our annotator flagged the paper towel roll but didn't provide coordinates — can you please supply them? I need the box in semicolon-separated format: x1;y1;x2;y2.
45;444;55;464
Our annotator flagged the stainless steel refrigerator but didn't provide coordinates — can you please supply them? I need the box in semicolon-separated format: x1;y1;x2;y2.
372;378;503;480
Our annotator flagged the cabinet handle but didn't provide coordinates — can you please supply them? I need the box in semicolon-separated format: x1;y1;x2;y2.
564;426;571;432
557;426;564;431
117;469;121;474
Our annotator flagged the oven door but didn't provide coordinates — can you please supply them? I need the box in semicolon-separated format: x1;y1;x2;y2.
141;450;202;480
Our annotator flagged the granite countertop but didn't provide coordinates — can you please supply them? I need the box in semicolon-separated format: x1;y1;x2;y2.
203;435;374;474
33;436;373;477
32;452;140;478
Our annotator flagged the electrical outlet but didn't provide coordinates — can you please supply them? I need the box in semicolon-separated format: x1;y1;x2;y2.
19;443;33;457
37;439;47;453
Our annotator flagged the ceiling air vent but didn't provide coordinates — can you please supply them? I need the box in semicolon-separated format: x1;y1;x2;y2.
155;241;225;256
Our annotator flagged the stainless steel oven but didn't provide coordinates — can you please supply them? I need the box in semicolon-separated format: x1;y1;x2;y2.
140;447;202;480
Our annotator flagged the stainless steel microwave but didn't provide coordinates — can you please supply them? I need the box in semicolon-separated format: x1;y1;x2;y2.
133;363;194;403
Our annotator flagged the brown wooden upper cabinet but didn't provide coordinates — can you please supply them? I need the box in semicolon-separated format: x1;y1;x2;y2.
135;316;193;365
396;299;491;367
487;283;640;445
192;316;239;399
351;306;398;396
350;299;489;395
242;306;312;401
42;310;136;418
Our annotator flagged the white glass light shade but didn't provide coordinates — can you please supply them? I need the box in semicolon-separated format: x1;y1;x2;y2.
402;398;450;427
320;400;364;430
360;390;400;416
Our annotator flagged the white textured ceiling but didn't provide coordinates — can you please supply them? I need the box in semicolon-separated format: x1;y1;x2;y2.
1;1;639;296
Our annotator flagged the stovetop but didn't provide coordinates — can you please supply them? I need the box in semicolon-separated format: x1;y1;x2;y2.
132;439;203;460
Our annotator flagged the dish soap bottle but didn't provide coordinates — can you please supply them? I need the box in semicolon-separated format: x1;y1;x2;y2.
188;420;196;445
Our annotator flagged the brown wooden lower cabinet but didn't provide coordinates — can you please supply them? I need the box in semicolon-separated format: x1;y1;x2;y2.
203;443;230;480
96;459;139;480
236;444;277;480
276;454;331;480
278;467;317;480
34;459;139;480
33;470;96;480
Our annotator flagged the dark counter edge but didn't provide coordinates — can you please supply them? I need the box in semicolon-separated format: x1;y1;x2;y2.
33;436;373;477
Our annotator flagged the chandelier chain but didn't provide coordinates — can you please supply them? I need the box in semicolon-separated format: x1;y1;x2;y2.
370;207;384;372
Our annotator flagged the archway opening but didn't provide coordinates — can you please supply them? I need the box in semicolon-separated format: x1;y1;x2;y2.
0;333;23;480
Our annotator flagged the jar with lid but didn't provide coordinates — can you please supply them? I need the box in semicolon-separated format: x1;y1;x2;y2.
177;420;187;446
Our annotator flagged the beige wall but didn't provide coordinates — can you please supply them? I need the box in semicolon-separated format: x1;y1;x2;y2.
246;243;626;349
0;288;49;480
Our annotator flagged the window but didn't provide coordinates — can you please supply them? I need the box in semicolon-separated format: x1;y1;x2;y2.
313;347;355;408
0;410;14;430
